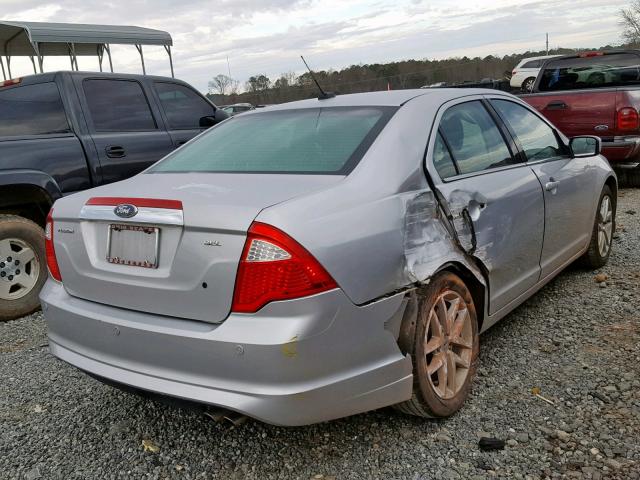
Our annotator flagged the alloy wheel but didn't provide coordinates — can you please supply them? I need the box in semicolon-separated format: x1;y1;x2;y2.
424;290;473;399
597;195;613;258
0;238;40;300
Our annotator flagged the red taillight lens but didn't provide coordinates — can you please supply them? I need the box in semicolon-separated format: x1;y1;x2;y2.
231;222;337;313
512;70;517;75
617;107;639;131
44;210;62;282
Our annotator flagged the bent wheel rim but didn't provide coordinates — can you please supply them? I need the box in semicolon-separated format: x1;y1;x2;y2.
0;238;40;301
597;195;613;258
424;290;473;400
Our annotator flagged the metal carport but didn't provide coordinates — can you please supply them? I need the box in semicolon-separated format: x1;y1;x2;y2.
0;21;174;80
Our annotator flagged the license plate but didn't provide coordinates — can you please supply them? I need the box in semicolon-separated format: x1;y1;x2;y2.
106;224;159;268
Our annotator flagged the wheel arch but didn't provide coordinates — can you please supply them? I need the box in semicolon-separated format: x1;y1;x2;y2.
0;177;58;227
435;261;488;332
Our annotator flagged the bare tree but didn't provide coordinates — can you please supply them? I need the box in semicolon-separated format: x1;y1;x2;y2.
621;1;640;45
208;74;235;95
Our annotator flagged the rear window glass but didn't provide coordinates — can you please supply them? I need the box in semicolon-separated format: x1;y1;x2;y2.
0;82;69;137
538;53;640;91
149;107;395;174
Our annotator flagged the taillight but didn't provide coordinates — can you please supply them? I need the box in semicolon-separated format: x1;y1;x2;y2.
512;70;517;75
1;78;21;88
44;210;62;282
617;107;639;131
231;222;337;313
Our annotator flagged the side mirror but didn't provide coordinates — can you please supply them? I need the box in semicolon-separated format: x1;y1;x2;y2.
199;109;229;128
570;136;601;158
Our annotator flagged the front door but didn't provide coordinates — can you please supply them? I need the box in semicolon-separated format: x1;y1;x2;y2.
427;98;545;315
78;77;174;185
489;98;597;278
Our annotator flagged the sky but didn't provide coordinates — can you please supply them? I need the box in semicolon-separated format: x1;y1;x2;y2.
0;0;631;93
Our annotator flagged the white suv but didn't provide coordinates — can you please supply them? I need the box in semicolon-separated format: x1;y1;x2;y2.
510;55;560;92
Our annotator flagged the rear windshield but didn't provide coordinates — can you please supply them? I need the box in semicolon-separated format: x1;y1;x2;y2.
538;53;640;91
149;107;396;175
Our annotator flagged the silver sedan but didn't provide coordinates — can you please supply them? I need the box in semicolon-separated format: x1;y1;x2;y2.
41;89;616;425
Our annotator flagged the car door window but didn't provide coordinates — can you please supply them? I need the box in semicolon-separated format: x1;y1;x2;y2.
439;101;513;175
0;82;69;137
491;99;565;162
433;131;458;179
83;79;156;131
154;82;215;129
522;60;541;69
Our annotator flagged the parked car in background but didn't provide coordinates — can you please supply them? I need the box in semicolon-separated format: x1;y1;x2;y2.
0;71;227;321
42;88;616;426
510;54;561;92
522;50;640;186
221;103;255;116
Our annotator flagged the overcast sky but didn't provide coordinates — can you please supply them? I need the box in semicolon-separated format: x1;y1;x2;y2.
0;0;630;93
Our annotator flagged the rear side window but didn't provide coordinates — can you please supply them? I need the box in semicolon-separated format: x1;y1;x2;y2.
83;79;156;131
522;60;541;69
150;107;395;174
492;100;564;161
154;82;215;129
439;101;513;175
538;53;640;91
0;82;68;137
433;132;457;179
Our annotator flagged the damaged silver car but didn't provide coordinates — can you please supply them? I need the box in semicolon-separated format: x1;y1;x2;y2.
41;89;616;425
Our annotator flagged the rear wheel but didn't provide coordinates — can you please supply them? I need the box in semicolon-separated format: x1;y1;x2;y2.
395;272;479;418
521;77;535;93
0;215;47;321
580;185;615;268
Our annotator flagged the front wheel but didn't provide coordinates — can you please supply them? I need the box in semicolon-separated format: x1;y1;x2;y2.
0;215;47;321
394;272;479;418
580;185;615;268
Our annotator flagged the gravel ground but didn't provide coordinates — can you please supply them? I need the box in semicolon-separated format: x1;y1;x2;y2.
1;189;639;480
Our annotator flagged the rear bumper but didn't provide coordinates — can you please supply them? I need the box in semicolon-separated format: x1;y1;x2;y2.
41;281;412;426
602;136;640;164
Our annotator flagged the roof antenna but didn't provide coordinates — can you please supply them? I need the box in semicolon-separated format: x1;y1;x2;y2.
300;55;335;100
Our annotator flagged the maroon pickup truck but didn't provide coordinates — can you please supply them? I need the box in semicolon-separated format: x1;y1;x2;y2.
522;50;640;186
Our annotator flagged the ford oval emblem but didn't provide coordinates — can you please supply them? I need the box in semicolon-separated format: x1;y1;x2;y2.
114;204;138;218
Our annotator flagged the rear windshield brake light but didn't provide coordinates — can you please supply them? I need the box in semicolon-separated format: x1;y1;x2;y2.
578;52;604;58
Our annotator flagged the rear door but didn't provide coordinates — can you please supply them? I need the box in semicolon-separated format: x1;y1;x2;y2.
152;81;216;148
427;98;545;314
489;97;599;277
76;77;174;185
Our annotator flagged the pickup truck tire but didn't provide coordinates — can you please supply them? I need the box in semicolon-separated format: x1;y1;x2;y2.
580;185;615;269
394;272;479;418
0;215;47;321
617;168;640;188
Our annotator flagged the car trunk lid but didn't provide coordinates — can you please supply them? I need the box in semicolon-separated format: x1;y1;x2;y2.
53;173;342;323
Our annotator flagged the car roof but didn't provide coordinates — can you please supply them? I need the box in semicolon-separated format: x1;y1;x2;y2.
15;70;186;85
259;88;507;111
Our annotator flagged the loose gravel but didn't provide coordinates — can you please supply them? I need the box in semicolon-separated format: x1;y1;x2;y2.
1;189;639;480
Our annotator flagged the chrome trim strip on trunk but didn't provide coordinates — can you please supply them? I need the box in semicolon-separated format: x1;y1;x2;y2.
79;205;184;226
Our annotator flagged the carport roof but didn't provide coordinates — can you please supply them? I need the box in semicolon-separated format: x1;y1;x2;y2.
0;21;172;56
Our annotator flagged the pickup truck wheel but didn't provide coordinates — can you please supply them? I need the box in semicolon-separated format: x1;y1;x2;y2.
0;215;47;321
521;77;535;93
394;272;479;418
580;186;615;269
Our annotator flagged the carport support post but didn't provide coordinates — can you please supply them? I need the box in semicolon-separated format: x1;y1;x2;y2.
164;45;174;78
97;45;103;72
31;41;44;73
104;44;113;72
135;44;146;75
0;56;5;80
29;55;37;74
5;56;11;79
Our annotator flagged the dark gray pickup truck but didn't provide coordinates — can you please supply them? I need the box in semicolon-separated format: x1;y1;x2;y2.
0;71;227;320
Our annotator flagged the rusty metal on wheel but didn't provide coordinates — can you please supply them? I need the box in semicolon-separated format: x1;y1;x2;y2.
424;290;473;399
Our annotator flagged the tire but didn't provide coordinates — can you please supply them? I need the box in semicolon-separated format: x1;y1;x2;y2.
394;272;479;418
521;77;535;93
0;215;47;321
580;185;615;269
616;168;640;188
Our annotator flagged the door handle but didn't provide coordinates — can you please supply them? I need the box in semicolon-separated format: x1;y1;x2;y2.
105;146;126;158
545;180;559;192
546;101;567;110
